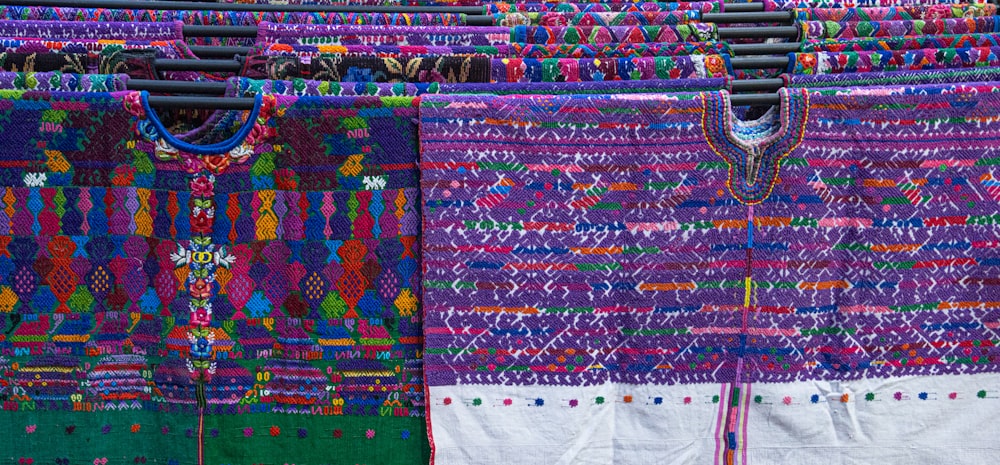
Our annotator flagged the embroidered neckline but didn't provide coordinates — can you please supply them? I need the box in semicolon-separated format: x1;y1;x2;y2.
123;90;279;174
701;88;809;205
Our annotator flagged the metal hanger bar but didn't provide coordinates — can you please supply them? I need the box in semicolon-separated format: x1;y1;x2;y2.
146;95;258;109
131;77;787;94
155;58;243;72
467;16;495;26
143;92;779;108
158;56;797;72
719;26;799;39
730;55;789;69
703;11;793;23
2;0;485;14
185;43;804;60
128;79;230;94
184;25;259;37
730;78;784;92
182;24;801;39
724;3;766;12
730;42;800;55
187;45;253;58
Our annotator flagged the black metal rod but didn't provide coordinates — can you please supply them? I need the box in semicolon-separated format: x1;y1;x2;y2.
145;93;780;108
2;0;485;14
731;78;784;92
467;16;494;26
730;93;780;106
146;96;258;109
724;3;766;12
730;42;801;55
130;77;786;95
155;59;243;72
703;11;793;23
184;25;259;38
188;45;253;58
730;56;790;69
719;26;799;39
128;79;229;94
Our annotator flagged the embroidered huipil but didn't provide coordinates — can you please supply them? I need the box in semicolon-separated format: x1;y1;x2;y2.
420;84;1000;464
0;87;426;465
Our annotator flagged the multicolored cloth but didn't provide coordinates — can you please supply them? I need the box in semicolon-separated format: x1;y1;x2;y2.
0;71;128;91
490;54;730;81
766;0;989;10
793;3;997;21
0;89;427;465
484;2;722;13
0;39;208;81
420;85;1000;464
800;32;1000;51
782;65;1000;87
256;43;516;58
245;55;492;82
0;6;466;26
788;46;1000;74
257;23;513;46
510;41;731;57
512;23;718;43
232;75;731;96
0;20;183;41
245;54;731;83
491;10;701;27
800;17;998;39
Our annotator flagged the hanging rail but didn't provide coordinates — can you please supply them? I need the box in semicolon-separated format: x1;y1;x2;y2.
185;42;805;59
180;23;801;39
154;54;794;72
2;0;769;14
2;0;486;14
128;77;785;105
142;92;782;108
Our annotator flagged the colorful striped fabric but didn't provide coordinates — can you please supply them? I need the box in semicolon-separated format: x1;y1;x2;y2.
800;32;1000;51
0;20;183;41
509;41;732;57
0;71;127;91
490;55;731;81
0;6;466;26
484;2;722;13
246;54;732;82
766;0;989;10
512;23;718;43
257;23;514;46
420;85;1000;464
794;3;997;21
256;43;517;58
232;75;731;96
783;65;1000;87
800;17;998;39
788;46;1000;74
491;10;701;27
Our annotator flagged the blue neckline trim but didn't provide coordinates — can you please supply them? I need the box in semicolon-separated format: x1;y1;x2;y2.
140;91;263;155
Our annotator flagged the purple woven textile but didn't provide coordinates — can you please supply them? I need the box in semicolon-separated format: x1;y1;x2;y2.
257;43;516;57
231;75;730;96
489;54;731;81
783;66;1000;87
0;20;183;41
511;23;718;43
0;71;128;91
0;6;465;26
257;22;513;46
420;84;1000;463
483;2;722;13
800;17;997;39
